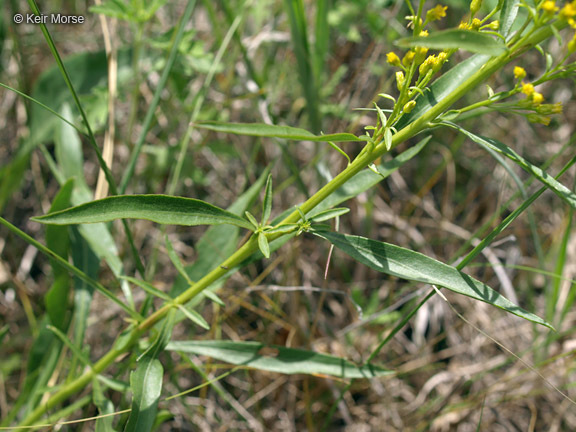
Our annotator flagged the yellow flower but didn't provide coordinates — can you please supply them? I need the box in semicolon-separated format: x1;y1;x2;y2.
541;0;558;14
514;66;526;80
521;82;535;96
470;18;482;30
560;2;576;19
386;52;401;66
419;55;436;75
531;92;544;105
426;5;448;22
419;30;429;37
402;50;415;67
458;21;470;29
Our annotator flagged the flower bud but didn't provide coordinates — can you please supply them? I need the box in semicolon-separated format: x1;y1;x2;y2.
470;0;482;15
403;100;417;113
396;71;405;90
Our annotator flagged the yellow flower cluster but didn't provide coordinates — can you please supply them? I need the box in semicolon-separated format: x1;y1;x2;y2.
426;5;447;22
521;82;544;105
419;52;448;76
513;66;526;80
459;18;482;30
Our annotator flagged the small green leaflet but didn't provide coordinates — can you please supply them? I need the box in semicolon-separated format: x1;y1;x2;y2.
397;29;507;55
166;340;392;378
194;121;363;142
31;194;253;230
315;231;553;329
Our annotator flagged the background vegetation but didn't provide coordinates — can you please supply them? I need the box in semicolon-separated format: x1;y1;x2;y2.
1;0;576;430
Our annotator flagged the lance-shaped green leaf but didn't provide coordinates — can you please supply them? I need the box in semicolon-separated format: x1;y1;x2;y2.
262;174;273;224
397;29;507;55
500;0;520;39
194;121;363;142
314;231;553;329
166;340;392;378
31;195;254;230
124;355;163;432
445;122;576;210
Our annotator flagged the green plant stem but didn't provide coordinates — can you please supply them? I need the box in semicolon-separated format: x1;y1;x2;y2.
15;18;568;429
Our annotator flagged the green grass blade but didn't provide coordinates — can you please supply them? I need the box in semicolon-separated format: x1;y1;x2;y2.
314;231;553;329
45;179;74;330
31;195;254;230
27;0;116;195
397;29;507;55
194;121;362;142
119;0;197;193
167;340;392;378
446;122;576;210
283;0;321;132
0;216;141;320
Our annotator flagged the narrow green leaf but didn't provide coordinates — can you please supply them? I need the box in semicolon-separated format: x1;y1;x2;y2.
500;0;520;39
384;128;393;151
166;340;392;378
124;356;163;432
194;121;363;142
397;29;507;55
310;208;350;223
32;195;253;230
122;276;172;301
262;175;273;224
258;232;271;259
395;55;491;130
446;122;576;210
177;305;210;329
315;231;552;329
203;290;225;307
245;211;259;229
165;236;193;285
